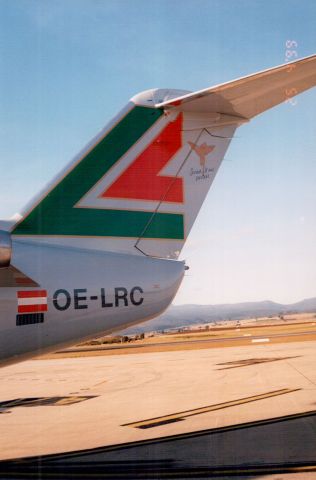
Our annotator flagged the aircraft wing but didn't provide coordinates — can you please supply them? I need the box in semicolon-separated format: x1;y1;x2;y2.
0;266;38;288
156;54;316;119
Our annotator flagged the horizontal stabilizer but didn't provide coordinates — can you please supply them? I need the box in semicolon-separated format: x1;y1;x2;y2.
156;54;316;119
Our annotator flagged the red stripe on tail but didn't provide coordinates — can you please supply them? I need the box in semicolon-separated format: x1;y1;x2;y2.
102;114;183;203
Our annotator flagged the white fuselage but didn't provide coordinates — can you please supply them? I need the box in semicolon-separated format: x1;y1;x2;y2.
0;240;184;367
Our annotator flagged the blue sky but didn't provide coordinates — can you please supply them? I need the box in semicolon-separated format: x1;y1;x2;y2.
0;0;315;305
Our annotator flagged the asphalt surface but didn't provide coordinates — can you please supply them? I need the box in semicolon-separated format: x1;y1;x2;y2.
1;332;315;479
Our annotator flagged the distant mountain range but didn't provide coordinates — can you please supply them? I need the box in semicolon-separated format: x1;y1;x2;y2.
120;297;316;334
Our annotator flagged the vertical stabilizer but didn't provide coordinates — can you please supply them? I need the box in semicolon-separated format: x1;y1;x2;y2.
12;55;316;258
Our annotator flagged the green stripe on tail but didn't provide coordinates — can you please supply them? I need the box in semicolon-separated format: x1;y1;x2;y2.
13;106;184;240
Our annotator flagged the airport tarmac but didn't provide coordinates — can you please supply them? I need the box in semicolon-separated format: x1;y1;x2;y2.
0;328;316;478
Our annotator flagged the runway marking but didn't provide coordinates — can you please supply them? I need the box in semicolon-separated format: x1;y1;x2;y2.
216;356;300;370
252;338;270;343
0;396;97;412
93;379;108;387
122;388;300;429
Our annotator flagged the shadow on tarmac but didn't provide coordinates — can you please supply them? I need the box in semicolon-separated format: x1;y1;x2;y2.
1;410;316;479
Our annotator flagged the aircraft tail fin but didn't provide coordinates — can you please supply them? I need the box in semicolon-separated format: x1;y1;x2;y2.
12;55;316;258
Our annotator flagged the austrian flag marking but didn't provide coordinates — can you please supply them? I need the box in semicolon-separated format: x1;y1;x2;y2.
17;290;48;313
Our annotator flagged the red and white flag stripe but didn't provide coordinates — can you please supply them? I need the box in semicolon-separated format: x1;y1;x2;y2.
17;290;48;313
